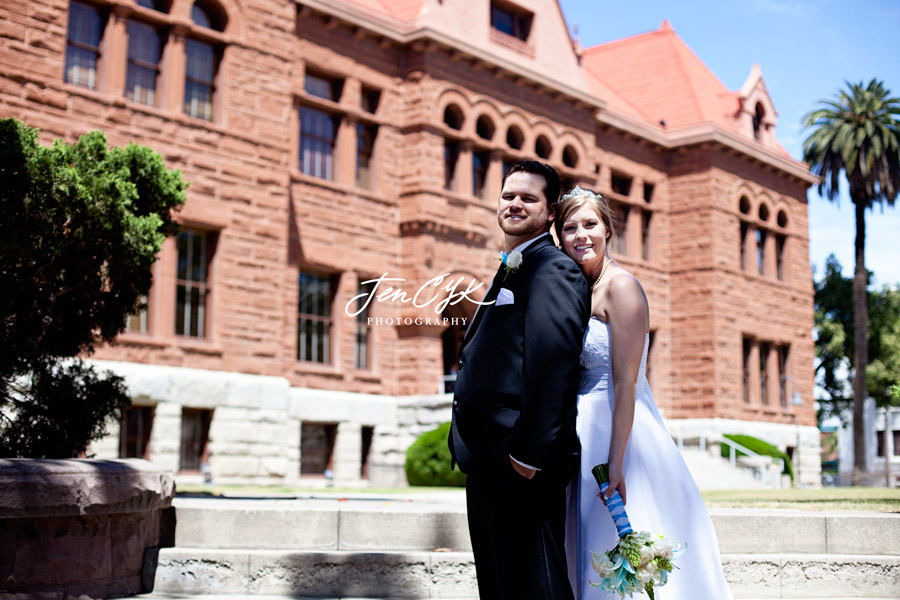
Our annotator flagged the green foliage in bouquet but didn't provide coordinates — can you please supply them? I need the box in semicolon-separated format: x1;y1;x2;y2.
0;118;186;458
721;433;794;483
405;421;466;487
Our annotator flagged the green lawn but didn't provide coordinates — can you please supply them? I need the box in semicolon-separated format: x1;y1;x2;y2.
701;487;900;512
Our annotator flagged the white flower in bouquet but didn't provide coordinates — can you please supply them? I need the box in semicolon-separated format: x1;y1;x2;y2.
652;536;675;561
505;250;523;269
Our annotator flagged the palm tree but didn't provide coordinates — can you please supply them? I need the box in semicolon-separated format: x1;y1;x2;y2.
803;79;900;482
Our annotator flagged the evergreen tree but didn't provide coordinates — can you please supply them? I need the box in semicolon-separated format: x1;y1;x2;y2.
0;118;186;457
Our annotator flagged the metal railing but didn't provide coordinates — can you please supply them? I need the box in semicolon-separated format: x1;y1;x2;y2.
676;432;784;489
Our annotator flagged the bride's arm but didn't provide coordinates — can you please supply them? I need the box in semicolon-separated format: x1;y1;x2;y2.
605;274;650;505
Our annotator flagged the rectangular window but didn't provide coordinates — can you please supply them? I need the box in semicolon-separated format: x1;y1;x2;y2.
361;86;381;114
354;281;374;369
776;234;786;280
176;230;211;338
125;294;149;334
490;2;532;41
740;222;750;271
300;422;337;477
356;123;376;190
759;342;770;405
361;425;374;479
756;228;767;276
299;107;336;180
184;38;215;120
305;73;343;102
611;172;633;197
125;21;161;105
742;338;752;404
610;203;629;255
444;140;459;191
298;271;333;363
472;150;489;198
180;408;212;471
641;210;651;261
120;405;154;459
65;2;103;89
643;182;654;203
778;345;790;408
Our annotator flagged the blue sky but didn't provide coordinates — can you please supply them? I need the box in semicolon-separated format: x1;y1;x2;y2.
558;0;900;287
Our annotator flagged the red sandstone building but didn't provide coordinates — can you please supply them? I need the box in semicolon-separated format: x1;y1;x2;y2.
1;0;821;486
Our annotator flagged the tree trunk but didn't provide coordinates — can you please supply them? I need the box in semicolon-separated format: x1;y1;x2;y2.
852;198;869;484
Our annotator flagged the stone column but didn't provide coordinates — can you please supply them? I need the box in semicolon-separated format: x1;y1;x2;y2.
332;422;362;485
748;341;761;405
456;141;473;197
164;26;188;114
151;400;183;474
106;5;130;97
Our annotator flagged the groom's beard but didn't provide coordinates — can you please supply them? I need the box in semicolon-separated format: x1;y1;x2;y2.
497;208;549;239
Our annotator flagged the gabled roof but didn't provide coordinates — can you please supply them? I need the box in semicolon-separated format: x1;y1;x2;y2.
582;20;741;133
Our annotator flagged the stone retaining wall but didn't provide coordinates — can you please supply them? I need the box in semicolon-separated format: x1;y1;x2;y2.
0;459;175;599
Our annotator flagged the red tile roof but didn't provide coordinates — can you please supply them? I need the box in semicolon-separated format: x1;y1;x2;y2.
583;20;741;132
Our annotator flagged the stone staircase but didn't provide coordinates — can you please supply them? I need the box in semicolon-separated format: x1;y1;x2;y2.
134;493;900;599
680;446;768;489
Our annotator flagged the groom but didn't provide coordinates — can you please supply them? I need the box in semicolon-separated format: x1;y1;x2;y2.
449;161;591;599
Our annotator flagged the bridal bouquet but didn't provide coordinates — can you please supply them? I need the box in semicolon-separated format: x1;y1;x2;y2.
589;463;686;599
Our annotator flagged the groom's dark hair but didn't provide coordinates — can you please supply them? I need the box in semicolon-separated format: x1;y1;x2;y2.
501;160;561;206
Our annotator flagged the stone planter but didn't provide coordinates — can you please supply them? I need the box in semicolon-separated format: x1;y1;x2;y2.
0;459;175;599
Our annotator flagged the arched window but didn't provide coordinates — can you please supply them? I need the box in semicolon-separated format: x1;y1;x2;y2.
738;196;752;272
534;134;551;159
443;104;464;130
758;203;770;222
506;125;524;150
183;1;227;121
191;0;227;32
777;210;788;228
476;115;495;141
562;144;578;168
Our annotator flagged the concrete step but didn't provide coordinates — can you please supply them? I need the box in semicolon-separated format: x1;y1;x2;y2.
149;548;900;599
170;498;900;556
680;446;768;489
150;497;900;599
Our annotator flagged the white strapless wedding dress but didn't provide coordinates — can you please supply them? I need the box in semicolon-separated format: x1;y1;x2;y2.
565;318;733;599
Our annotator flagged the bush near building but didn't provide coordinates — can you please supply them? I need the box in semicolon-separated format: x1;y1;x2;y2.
722;433;795;483
405;422;466;487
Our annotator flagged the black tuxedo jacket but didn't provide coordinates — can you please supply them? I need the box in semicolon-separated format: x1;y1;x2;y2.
449;234;591;480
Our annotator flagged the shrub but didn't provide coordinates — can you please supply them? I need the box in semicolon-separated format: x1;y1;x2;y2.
721;433;795;482
405;422;466;487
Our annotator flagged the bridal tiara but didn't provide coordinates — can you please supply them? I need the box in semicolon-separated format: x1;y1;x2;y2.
558;185;603;203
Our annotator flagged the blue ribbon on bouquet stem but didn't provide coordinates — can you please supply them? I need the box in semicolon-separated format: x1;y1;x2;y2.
592;463;633;537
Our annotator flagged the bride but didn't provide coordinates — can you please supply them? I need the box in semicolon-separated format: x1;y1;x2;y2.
555;187;733;599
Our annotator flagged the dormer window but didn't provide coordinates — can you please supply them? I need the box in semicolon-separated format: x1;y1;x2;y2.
752;103;765;140
491;1;532;42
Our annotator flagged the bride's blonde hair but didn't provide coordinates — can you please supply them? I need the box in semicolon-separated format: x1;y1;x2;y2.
554;186;615;244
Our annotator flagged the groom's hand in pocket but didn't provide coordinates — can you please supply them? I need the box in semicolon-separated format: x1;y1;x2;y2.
509;456;536;479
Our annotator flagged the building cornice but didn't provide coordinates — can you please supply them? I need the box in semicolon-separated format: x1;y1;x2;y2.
294;0;605;112
295;1;815;186
597;109;818;186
